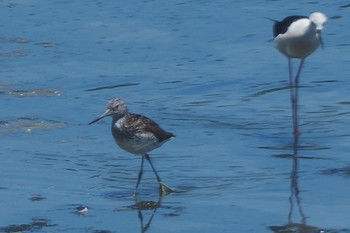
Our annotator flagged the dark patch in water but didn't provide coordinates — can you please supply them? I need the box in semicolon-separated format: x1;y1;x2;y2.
321;166;350;178
0;218;56;233
338;101;350;105
272;153;330;160
269;222;320;233
29;194;46;202
93;230;113;233
85;83;139;91
35;42;55;48
249;85;290;98
340;3;350;9
7;88;62;97
336;43;350;47
0;116;67;133
0;85;62;97
8;38;30;44
0;51;26;57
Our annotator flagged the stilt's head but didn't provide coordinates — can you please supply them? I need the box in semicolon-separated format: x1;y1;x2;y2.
89;98;128;125
310;12;327;49
309;12;327;31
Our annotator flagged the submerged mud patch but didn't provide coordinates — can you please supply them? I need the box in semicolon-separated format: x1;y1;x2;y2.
0;116;67;134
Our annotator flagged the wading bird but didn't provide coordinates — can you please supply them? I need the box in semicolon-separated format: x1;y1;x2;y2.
273;12;327;136
89;98;175;196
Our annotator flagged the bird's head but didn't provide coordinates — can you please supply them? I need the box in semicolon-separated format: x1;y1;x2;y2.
310;12;327;31
89;98;128;125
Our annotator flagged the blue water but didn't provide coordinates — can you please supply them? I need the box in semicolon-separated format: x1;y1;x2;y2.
1;1;350;232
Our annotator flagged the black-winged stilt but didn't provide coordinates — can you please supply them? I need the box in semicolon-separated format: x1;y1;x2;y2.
273;12;327;136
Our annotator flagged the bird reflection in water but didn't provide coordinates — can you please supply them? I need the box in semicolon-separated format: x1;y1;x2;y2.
269;134;322;233
135;197;162;233
118;194;181;233
288;134;305;225
118;197;161;233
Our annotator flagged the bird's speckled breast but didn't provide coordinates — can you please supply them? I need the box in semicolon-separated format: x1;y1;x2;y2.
111;116;164;155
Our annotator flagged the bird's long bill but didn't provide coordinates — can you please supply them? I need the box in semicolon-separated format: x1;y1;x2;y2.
88;109;110;125
318;31;324;49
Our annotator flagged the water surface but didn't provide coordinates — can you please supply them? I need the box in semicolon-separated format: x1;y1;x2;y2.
1;1;350;232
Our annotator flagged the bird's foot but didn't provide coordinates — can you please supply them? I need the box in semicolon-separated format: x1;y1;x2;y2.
131;191;139;200
159;182;175;195
293;130;301;137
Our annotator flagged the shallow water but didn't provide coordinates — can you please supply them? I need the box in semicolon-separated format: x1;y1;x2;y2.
1;1;350;232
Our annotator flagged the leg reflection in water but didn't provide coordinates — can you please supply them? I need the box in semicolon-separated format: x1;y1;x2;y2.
288;134;306;224
269;134;320;232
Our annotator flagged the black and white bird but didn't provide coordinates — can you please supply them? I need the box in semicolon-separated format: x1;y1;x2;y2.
89;98;175;196
273;12;327;136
